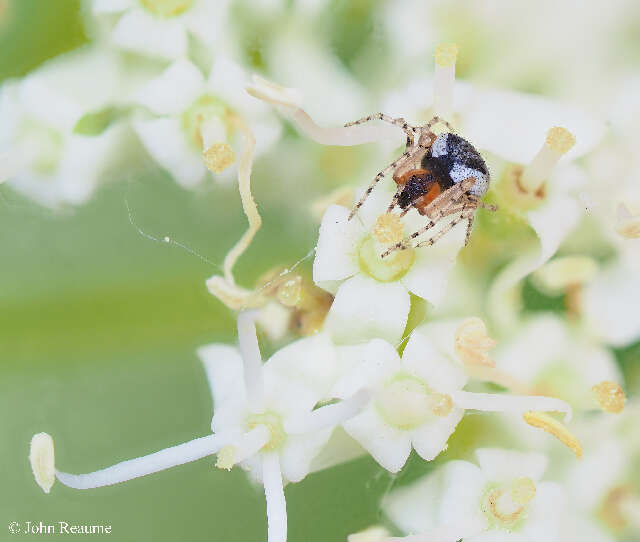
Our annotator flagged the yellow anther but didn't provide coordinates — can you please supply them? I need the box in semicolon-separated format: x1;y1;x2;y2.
455;317;497;367
522;411;582;458
429;392;454;417
140;0;192;17
434;43;459;68
545;127;576;155
203;142;235;173
592;381;626;414
276;277;303;307
373;213;405;244
511;477;537;505
30;433;55;494
216;445;237;471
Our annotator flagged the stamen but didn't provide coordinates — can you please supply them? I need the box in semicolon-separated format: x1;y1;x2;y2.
30;433;55;494
452;390;572;422
284;390;369;434
216;445;237;470
373;214;405;244
246;412;286;452
520;127;575;192
454;317;497;367
203;142;235;174
217;425;271;469
429;392;454;417
522;411;582;458
433;43;458;121
247;75;398;146
55;434;225;489
205;114;264;310
592;381;626;413
262;453;287;542
237;310;265;408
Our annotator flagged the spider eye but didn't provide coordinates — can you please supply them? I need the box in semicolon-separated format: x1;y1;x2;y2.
426;174;433;181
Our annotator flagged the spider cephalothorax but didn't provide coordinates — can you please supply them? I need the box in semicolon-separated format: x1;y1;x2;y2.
345;114;496;257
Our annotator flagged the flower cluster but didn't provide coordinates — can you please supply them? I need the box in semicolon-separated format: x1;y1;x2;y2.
15;4;638;542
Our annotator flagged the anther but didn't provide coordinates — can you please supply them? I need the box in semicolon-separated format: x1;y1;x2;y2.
592;381;626;413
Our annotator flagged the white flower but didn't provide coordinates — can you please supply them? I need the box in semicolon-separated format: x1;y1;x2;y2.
30;311;367;542
89;0;231;61
383;448;566;542
0;47;128;207
313;195;467;345
493;314;623;413
329;330;571;473
132;57;281;187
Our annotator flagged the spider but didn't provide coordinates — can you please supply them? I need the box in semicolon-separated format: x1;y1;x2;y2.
345;114;497;258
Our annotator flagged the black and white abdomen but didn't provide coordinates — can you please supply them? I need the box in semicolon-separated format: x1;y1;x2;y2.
422;132;489;197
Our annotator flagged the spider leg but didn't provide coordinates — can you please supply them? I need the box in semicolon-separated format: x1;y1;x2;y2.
464;215;475;246
386;190;401;213
344;113;417;137
348;150;412;220
380;201;472;258
424;115;456;133
414;207;475;249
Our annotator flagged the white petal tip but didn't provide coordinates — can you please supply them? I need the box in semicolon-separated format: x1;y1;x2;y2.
30;433;55;494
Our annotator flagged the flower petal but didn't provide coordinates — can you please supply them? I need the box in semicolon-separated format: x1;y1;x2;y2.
521;481;566;542
410;409;463;461
584;264;640;347
279;429;333;483
266;332;340;398
400;220;466;306
111;9;187;60
461;88;603;163
134;59;205;116
313;204;363;290
342;406;411;473
324;275;410;345
475;448;548;483
438;460;487;527
402;330;467;392
134;118;206;187
331;339;402;399
92;0;134;13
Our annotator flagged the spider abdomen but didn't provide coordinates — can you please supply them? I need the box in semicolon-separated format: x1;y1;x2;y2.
423;133;489;196
395;167;452;215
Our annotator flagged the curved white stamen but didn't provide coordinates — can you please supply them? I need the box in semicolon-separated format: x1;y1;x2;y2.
234;425;271;464
246;74;398;146
262;453;287;542
292;109;398;146
433;44;458;120
284;390;370;434
386;522;483;542
237;310;265;408
520;127;575;192
452;390;572;422
55;434;224;490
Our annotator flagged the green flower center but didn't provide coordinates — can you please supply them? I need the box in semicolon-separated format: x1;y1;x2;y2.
140;0;192;17
357;235;415;282
245;411;286;452
181;95;227;150
375;373;452;430
480;478;536;531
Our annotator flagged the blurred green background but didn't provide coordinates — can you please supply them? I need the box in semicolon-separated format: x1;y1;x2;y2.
2;1;639;541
